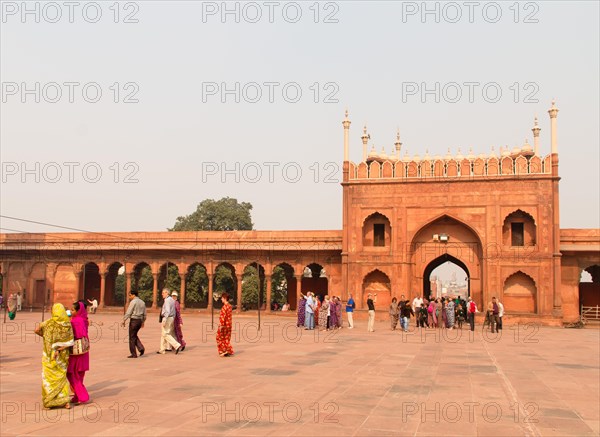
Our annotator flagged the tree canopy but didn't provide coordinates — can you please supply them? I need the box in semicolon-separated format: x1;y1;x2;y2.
169;197;253;231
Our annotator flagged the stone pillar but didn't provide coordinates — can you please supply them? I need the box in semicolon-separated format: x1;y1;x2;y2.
99;272;106;308
548;100;562;315
75;266;82;301
266;274;272;312
207;273;214;310
46;263;57;307
152;273;158;309
125;273;132;313
235;263;242;313
296;275;303;305
179;273;186;309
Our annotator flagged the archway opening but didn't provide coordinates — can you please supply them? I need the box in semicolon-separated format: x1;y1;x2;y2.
241;263;265;311
411;214;483;308
81;262;101;303
132;262;153;307
213;263;237;310
272;263;295;310
580;265;600;310
302;263;328;302
157;262;180;307
424;254;470;301
185;263;208;309
106;263;125;307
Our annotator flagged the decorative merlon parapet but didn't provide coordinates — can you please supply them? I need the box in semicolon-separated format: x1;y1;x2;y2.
348;152;552;180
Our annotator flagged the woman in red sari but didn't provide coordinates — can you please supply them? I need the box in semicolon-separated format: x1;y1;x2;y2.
68;301;90;404
216;293;234;357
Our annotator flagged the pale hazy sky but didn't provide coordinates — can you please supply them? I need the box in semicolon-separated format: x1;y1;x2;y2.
1;1;599;233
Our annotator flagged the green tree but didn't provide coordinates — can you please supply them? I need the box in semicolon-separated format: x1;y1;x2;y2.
169;197;253;231
241;265;266;309
185;264;208;308
115;273;126;306
132;265;154;307
271;266;288;306
157;265;181;307
214;265;236;307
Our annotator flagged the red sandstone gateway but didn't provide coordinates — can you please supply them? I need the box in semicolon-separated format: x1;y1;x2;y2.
1;103;598;325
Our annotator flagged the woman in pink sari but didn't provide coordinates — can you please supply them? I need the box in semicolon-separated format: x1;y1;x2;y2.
68;301;90;404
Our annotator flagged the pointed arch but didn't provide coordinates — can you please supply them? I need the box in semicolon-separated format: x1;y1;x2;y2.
363;212;392;248
502;209;537;246
503;270;537;313
362;269;392;308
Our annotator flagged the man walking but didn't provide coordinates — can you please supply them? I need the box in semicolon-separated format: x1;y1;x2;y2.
467;296;478;332
488;296;501;333
16;292;22;311
121;290;146;358
346;293;355;329
367;293;377;332
157;289;181;354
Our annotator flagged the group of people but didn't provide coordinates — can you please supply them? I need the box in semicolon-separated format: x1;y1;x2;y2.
295;291;505;334
33;287;236;409
296;292;349;330
1;292;22;320
34;301;90;409
389;295;505;333
388;296;417;332
120;287;233;359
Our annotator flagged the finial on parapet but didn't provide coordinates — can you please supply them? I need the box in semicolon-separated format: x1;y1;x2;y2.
548;99;559;119
394;128;402;159
548;100;559;155
361;125;370;162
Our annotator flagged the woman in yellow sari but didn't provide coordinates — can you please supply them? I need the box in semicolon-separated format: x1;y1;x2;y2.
34;303;74;409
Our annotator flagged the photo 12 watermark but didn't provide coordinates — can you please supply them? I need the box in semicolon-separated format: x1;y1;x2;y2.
200;161;340;184
200;1;340;24
1;2;140;24
200;401;339;423
402;401;539;424
1;401;139;424
400;2;540;24
1;162;140;184
1;82;140;104
401;82;540;104
201;82;339;104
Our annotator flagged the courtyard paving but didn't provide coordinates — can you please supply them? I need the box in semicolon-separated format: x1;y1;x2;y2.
0;311;598;436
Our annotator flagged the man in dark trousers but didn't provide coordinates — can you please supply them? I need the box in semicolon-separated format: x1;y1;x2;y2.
121;290;147;358
467;296;478;332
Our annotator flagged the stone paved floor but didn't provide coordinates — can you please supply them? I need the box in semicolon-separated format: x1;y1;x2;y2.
0;311;598;436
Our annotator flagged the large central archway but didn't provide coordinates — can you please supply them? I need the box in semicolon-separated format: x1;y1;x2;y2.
423;254;470;301
411;214;483;307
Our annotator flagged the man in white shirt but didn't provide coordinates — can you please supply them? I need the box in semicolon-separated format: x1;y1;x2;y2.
87;298;98;314
16;292;22;311
412;295;423;314
497;300;505;331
